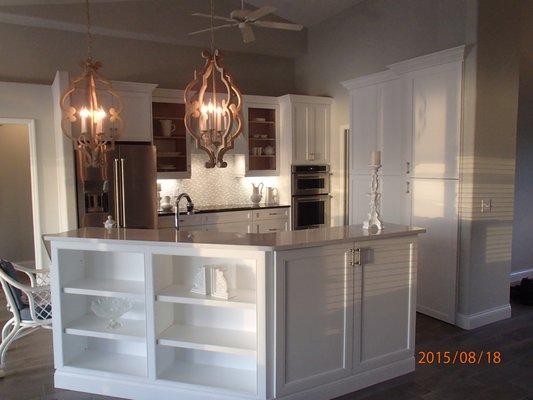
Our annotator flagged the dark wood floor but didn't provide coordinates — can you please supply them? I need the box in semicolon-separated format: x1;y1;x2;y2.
0;299;531;400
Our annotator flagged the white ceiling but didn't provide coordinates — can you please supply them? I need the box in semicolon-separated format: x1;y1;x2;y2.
246;0;365;26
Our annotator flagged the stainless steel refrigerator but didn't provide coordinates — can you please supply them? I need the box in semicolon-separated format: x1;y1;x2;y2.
76;144;157;229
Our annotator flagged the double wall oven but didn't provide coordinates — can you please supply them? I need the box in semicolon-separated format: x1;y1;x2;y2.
291;165;331;230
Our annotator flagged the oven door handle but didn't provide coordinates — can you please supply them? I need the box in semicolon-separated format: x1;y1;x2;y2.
295;196;329;202
295;174;328;180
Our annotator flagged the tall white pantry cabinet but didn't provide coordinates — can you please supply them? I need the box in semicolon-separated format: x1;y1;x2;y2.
342;46;465;324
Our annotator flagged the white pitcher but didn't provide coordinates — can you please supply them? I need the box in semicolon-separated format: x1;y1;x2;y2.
250;183;264;204
159;119;176;137
265;187;279;204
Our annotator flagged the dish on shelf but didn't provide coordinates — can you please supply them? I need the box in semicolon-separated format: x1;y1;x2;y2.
158;164;176;170
90;297;133;329
252;134;261;139
253;117;266;122
260;134;268;139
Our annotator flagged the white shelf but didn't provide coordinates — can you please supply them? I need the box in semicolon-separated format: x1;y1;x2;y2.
158;324;256;356
156;284;255;309
63;278;145;300
66;350;147;377
159;360;256;395
65;314;146;342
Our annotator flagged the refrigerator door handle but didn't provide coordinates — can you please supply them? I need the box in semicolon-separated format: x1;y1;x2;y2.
121;158;127;228
113;158;121;228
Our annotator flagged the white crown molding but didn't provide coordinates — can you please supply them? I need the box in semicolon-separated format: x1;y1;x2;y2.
387;45;465;75
341;70;397;90
340;45;465;91
278;94;333;104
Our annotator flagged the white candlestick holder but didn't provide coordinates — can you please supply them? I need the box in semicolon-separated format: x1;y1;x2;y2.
363;164;384;231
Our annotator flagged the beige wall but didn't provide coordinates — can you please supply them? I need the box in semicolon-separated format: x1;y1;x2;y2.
0;124;34;262
0;82;58;267
294;0;467;225
0;20;295;96
457;0;520;321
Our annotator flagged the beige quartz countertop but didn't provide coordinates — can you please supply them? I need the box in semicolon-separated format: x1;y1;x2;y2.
45;224;425;251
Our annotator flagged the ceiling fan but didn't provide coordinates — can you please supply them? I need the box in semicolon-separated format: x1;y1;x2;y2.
189;1;304;43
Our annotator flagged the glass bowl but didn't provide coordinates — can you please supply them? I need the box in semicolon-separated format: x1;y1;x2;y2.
90;297;133;329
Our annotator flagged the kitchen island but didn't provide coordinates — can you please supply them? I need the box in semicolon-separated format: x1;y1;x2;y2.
46;224;424;400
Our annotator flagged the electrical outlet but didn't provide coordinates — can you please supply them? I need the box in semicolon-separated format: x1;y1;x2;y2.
481;199;493;213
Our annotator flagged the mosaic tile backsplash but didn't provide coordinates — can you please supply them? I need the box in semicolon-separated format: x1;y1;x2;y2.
158;154;282;208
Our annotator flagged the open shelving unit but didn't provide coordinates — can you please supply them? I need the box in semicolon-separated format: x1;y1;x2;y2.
152;254;259;395
152;101;190;178
247;107;278;175
57;249;148;378
53;245;265;398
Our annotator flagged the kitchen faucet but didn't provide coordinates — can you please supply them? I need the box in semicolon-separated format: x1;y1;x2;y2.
175;193;194;230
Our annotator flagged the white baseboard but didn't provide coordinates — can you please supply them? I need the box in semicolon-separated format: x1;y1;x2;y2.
510;267;533;284
416;304;455;324
456;304;511;330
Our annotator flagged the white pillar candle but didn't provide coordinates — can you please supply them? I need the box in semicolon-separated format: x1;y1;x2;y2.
371;150;381;166
95;108;106;134
215;106;222;132
79;107;90;133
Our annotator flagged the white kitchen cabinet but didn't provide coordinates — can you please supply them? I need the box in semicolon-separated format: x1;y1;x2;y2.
275;236;418;396
349;175;410;226
111;81;158;142
152;88;191;179
275;244;354;396
354;237;416;372
242;96;280;177
347;75;408;175
407;62;462;179
252;207;290;221
204;221;253;233
381;175;411;226
158;207;290;234
157;214;203;229
279;95;332;164
410;178;458;324
344;46;464;325
348;175;371;225
254;218;289;233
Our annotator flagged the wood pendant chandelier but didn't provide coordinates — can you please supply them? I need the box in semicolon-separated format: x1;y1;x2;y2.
60;0;123;168
184;0;243;168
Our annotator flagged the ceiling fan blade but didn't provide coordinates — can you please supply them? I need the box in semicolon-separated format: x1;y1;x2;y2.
188;24;236;36
239;23;255;43
245;5;276;22
192;12;235;23
253;20;304;31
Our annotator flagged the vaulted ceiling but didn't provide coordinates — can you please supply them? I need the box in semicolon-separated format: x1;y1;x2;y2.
0;0;365;57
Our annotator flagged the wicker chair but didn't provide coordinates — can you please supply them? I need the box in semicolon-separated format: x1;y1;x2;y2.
0;260;52;377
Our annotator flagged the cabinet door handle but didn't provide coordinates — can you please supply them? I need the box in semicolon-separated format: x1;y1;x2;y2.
353;248;362;266
348;248;363;266
406;181;410;194
406;161;411;174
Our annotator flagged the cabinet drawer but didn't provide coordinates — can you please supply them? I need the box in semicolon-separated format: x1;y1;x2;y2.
255;219;289;233
204;210;252;224
158;214;204;228
252;208;290;221
204;221;252;233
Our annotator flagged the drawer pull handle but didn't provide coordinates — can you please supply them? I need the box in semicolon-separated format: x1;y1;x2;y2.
268;212;278;216
268;228;278;231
